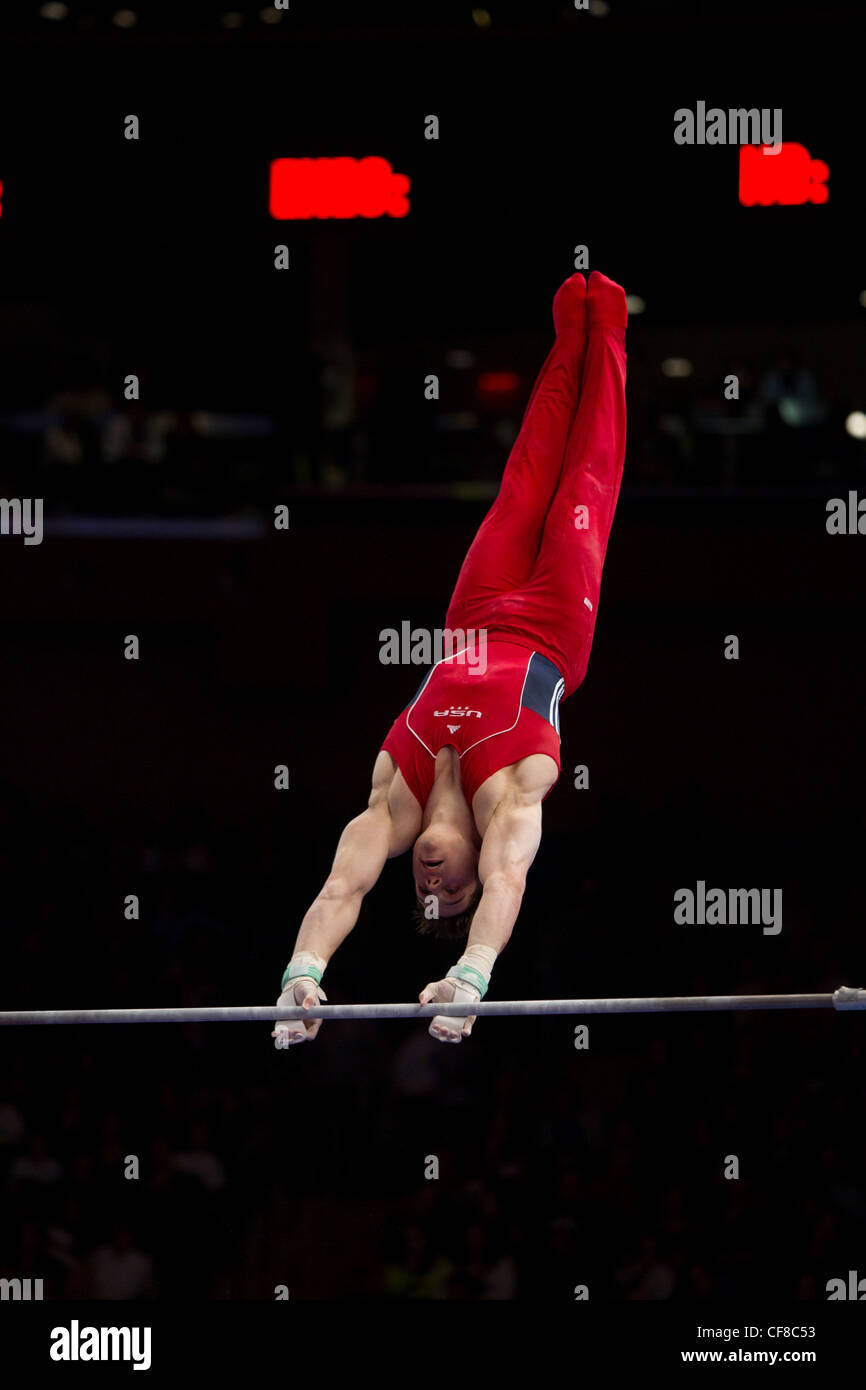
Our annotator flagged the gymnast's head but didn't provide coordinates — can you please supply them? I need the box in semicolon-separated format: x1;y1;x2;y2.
410;825;481;941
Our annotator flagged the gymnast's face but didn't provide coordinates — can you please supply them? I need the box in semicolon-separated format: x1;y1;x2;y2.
412;827;479;917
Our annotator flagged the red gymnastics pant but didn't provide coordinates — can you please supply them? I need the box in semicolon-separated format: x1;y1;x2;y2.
445;270;627;697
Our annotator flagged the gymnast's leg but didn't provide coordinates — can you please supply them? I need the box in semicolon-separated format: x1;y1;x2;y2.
513;269;628;693
445;273;588;635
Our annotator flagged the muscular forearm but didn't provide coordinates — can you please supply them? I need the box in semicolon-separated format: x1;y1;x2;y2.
292;881;366;964
290;801;393;966
466;871;525;957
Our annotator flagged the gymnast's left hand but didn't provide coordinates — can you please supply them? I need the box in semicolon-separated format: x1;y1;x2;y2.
419;976;480;1044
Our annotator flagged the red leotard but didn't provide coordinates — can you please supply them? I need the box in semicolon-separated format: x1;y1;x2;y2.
382;639;564;809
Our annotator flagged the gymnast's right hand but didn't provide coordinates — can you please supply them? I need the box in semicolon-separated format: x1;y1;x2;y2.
272;951;328;1047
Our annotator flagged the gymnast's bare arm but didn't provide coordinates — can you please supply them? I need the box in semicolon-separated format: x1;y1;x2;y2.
469;752;555;948
273;752;421;1044
419;754;554;1043
293;752;420;959
471;803;543;950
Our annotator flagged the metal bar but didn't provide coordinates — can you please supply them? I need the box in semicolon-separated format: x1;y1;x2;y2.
0;989;863;1026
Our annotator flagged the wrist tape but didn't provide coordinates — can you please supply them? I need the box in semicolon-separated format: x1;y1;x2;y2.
446;943;498;999
281;950;328;992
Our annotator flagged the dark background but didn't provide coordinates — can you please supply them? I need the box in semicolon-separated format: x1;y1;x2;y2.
0;0;864;1300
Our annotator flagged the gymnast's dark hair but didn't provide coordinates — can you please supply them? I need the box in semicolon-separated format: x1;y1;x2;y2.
412;884;483;942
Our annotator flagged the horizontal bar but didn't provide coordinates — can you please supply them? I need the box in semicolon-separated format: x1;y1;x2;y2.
0;988;864;1026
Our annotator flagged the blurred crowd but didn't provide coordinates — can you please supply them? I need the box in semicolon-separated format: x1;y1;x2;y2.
1;780;863;1300
0;340;863;514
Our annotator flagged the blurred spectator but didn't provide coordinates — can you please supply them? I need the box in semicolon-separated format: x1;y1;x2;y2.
383;1222;451;1299
759;348;825;430
88;1226;156;1300
9;1132;63;1190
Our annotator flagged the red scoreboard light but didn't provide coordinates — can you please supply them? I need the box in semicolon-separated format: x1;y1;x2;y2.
269;156;410;219
739;142;829;206
478;371;521;396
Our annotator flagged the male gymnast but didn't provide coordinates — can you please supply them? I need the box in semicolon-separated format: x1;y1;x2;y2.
275;270;627;1045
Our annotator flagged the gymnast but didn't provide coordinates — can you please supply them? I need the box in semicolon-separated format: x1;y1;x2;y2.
275;270;628;1045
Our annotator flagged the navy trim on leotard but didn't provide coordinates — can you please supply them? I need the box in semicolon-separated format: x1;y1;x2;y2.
520;652;565;736
401;648;564;734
